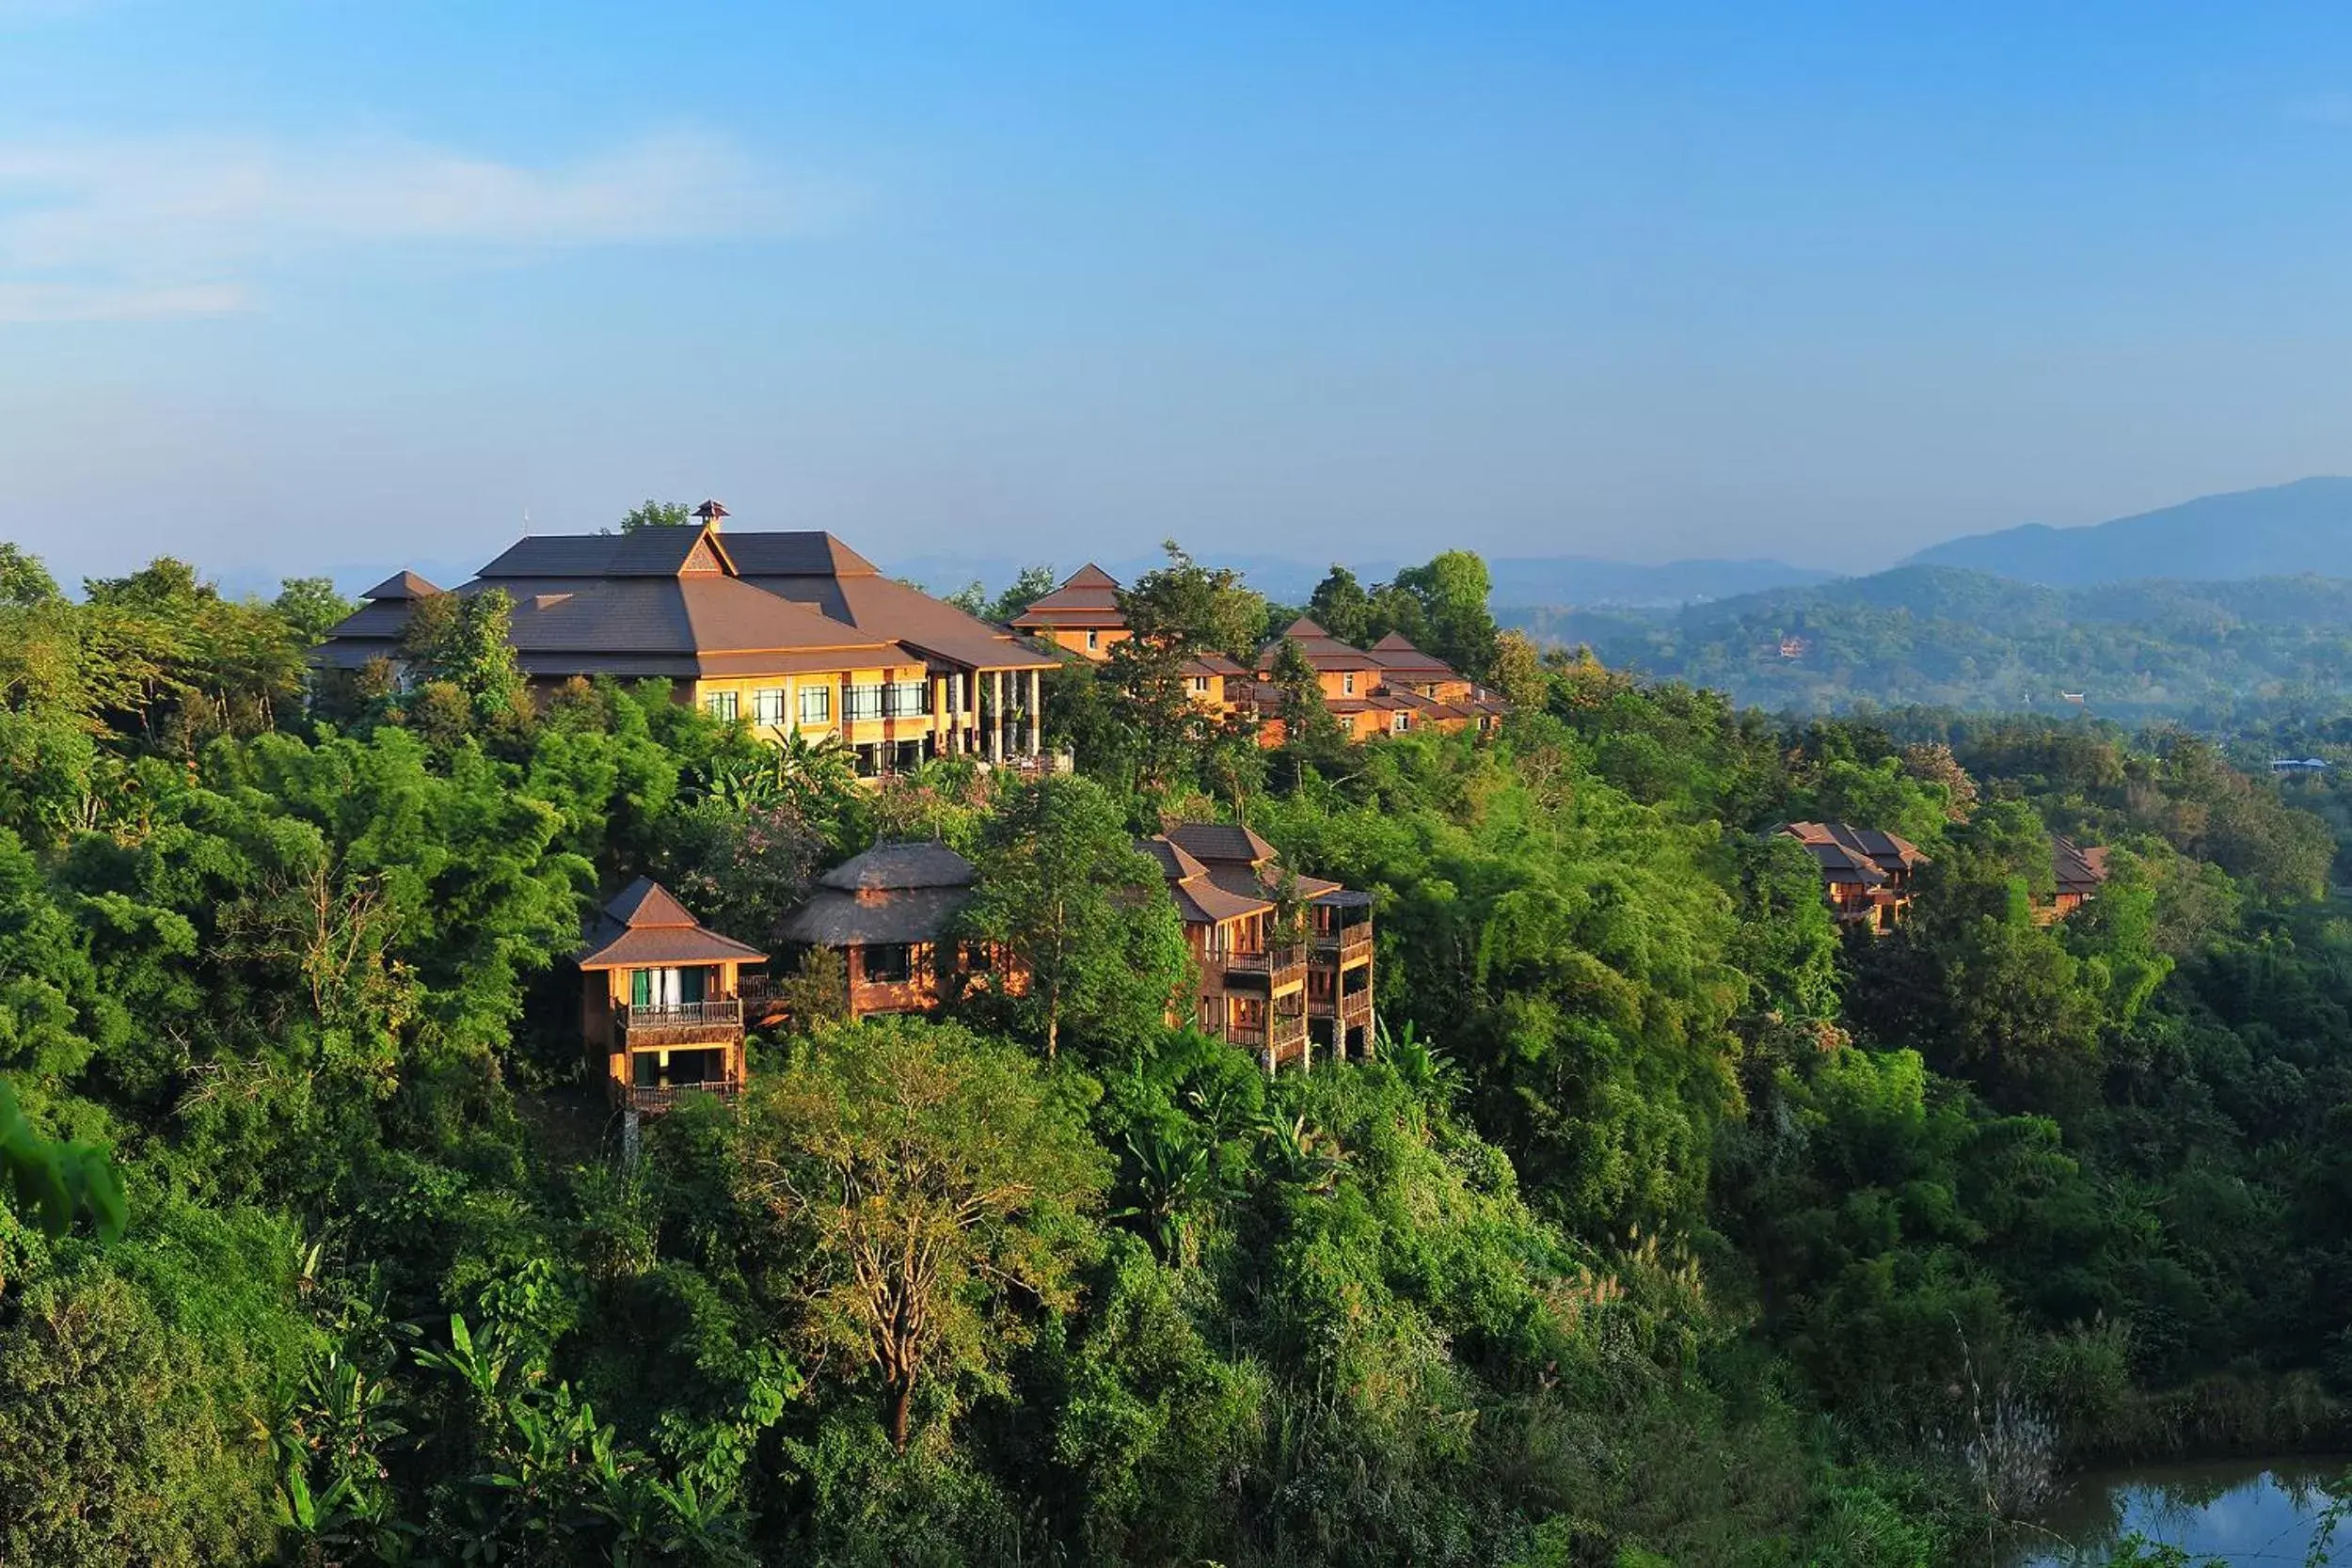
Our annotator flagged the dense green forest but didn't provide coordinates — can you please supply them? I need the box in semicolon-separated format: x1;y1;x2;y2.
7;539;2352;1565
1506;565;2352;722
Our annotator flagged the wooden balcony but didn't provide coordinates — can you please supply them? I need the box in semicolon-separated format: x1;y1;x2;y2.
1224;999;1309;1054
1311;926;1374;964
1310;986;1374;1028
615;998;743;1045
620;1078;745;1115
1216;943;1306;989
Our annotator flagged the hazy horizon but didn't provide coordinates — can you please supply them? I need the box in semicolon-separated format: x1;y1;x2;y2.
13;5;2352;587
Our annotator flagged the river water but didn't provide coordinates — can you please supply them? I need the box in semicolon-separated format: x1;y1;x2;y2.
2014;1460;2352;1566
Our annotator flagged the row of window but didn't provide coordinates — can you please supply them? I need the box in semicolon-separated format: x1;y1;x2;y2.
707;679;944;728
706;686;836;725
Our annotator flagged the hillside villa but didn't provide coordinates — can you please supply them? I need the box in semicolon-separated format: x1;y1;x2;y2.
320;506;1058;776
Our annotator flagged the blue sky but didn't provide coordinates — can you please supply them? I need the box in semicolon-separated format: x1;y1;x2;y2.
9;2;2352;589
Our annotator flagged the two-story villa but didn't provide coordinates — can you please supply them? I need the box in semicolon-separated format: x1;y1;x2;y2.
1253;617;1505;742
578;878;764;1114
1141;822;1375;1069
1011;563;1251;715
318;510;1057;774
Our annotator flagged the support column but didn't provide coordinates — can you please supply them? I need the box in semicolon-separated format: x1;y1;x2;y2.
931;673;948;759
991;670;1006;762
1026;667;1042;758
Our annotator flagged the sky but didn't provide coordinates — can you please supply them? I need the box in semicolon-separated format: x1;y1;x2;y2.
11;2;2352;591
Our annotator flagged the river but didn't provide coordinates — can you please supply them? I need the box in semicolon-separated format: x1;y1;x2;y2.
2014;1460;2352;1566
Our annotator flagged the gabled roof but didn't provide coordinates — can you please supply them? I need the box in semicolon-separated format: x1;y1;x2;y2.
1140;833;1271;926
1259;616;1383;673
1011;564;1127;630
478;525;735;579
579;877;768;969
1367;631;1463;683
724;531;1057;672
1164;820;1278;867
819;841;977;893
1778;822;1928;884
486;575;918;678
708;531;882;578
2053;835;2111;895
360;570;441;601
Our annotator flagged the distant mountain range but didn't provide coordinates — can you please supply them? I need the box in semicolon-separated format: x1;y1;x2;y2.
890;552;1832;610
196;475;2352;614
1505;564;2352;720
1905;476;2352;586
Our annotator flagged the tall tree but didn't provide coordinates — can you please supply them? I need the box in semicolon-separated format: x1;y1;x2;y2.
0;545;59;608
617;499;694;531
1103;544;1268;792
1306;565;1376;646
1391;549;1499;680
961;774;1189;1057
740;1020;1108;1450
399;588;525;721
272;577;358;646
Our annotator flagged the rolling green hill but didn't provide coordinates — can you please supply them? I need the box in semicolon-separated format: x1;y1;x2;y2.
1505;565;2352;718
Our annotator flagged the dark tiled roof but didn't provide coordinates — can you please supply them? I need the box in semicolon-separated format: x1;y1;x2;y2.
1258;616;1383;673
727;535;1057;673
360;570;441;601
1779;822;1927;883
579;877;768;969
607;878;700;927
1137;836;1212;882
1165;821;1278;867
778;884;971;947
1140;834;1270;926
707;531;881;578
1011;564;1126;629
1368;631;1462;683
1183;652;1248;677
485;577;917;670
2053;835;2111;895
819;841;977;893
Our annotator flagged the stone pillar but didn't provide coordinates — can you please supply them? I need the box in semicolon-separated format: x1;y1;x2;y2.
1026;667;1042;758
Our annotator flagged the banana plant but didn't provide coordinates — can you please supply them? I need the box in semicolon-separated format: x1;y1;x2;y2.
0;1076;127;1243
1114;1122;1227;1265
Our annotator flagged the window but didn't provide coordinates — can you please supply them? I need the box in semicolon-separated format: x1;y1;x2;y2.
1189;675;1210;695
705;689;739;721
1391;711;1409;733
882;679;929;718
861;943;914;984
1086;629;1099;651
1343;673;1356;696
846;684;883;721
800;685;832;724
752;687;787;726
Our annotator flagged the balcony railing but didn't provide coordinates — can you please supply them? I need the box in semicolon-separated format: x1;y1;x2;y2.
622;1079;745;1115
1216;943;1306;981
1311;926;1374;961
617;999;742;1035
1223;1003;1309;1053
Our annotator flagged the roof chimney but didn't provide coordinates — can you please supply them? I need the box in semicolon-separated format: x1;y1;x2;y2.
693;499;729;531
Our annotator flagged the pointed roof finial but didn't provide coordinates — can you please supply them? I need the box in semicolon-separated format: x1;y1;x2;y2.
693;499;729;531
